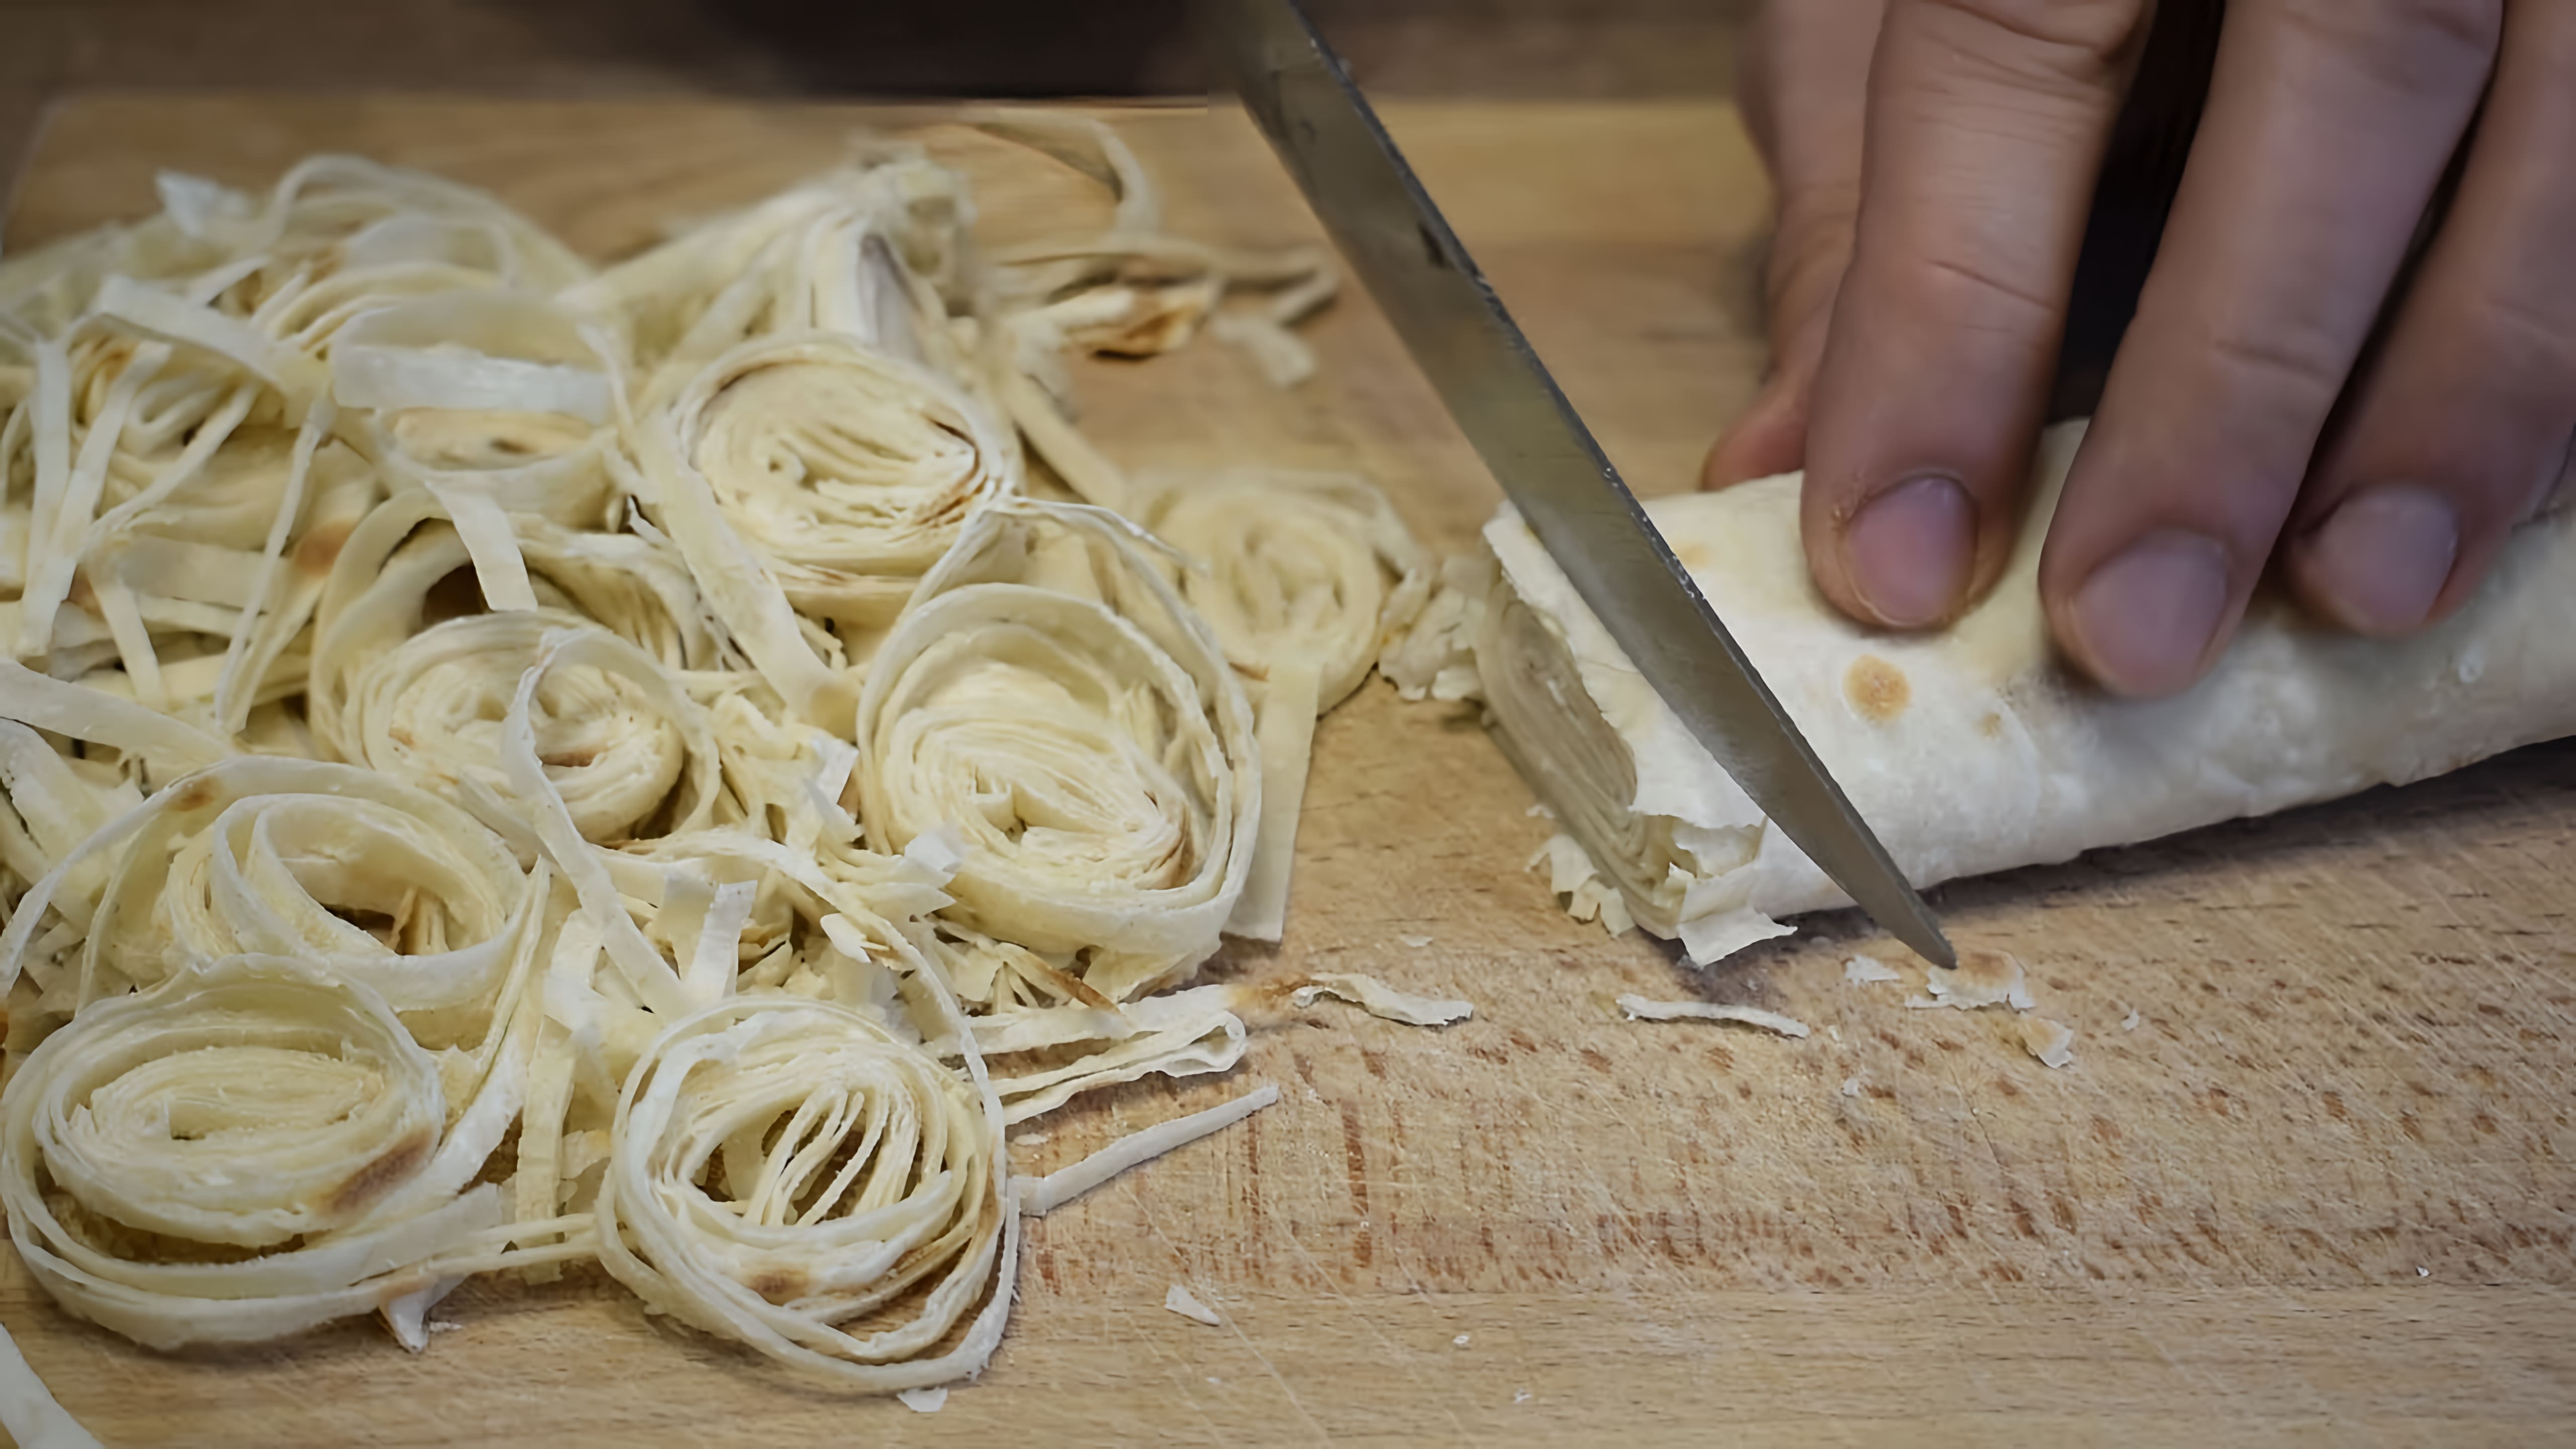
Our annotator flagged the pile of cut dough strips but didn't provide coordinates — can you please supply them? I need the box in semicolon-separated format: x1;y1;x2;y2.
0;116;1437;1436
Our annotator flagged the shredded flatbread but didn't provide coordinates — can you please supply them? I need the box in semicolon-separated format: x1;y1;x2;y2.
592;995;1014;1392
0;956;535;1350
0;126;1375;1415
1615;994;1811;1038
1290;973;1474;1028
1528;832;1637;937
1163;1283;1222;1327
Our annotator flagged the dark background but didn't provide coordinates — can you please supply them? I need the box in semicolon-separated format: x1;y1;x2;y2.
0;1;1752;204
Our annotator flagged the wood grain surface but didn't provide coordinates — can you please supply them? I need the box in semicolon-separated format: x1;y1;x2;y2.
4;93;2572;1447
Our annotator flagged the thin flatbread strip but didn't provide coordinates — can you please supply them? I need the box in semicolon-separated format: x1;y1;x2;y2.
1615;995;1810;1038
1012;1082;1278;1216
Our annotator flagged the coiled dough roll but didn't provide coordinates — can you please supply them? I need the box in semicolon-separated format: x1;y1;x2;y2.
0;955;507;1350
855;500;1260;1003
594;995;1011;1391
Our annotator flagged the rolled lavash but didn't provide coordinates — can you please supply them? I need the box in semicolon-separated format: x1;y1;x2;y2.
1434;423;2576;963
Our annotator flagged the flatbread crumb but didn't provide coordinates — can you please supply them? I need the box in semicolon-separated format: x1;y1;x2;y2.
1843;953;1901;985
1616;995;1809;1038
1398;934;1433;948
2122;1008;2142;1031
1910;947;2032;1011
1165;1284;1222;1327
1839;1076;1864;1098
1453;1333;1472;1347
898;1388;949;1414
2019;1017;2076;1069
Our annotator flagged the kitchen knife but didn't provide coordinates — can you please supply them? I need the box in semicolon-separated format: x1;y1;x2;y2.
1205;0;1959;970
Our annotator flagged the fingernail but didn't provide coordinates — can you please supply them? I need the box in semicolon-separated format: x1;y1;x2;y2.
2302;484;2459;634
1843;475;1974;627
2069;532;2232;697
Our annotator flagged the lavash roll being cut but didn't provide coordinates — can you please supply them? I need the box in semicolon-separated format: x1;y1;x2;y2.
1446;424;2576;963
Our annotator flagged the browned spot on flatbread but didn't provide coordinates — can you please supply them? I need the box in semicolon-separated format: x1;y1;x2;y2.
747;1267;811;1305
538;748;600;770
1024;954;1116;1012
327;1130;433;1216
1978;711;2003;739
294;517;356;578
1842;654;1910;723
169;773;224;814
1675;541;1717;574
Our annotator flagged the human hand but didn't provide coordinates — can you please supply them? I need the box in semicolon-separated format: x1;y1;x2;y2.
1708;0;2575;697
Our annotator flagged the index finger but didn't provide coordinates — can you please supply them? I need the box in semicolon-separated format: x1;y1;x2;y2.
1800;0;2150;628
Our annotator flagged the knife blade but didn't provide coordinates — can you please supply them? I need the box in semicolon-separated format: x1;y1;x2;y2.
1205;0;1958;970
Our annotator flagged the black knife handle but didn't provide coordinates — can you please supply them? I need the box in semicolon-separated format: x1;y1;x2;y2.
2048;0;2226;421
2048;0;2479;422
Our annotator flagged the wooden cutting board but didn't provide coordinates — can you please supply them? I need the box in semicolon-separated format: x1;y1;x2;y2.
5;93;2573;1447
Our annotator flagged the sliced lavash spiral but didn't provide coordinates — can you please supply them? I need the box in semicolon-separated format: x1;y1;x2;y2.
309;491;722;846
626;323;1022;728
0;952;556;1351
594;992;1016;1392
0;758;548;1218
515;761;958;1239
855;497;1261;1007
666;332;1017;638
501;630;1026;1381
1129;469;1427;940
58;756;539;1028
